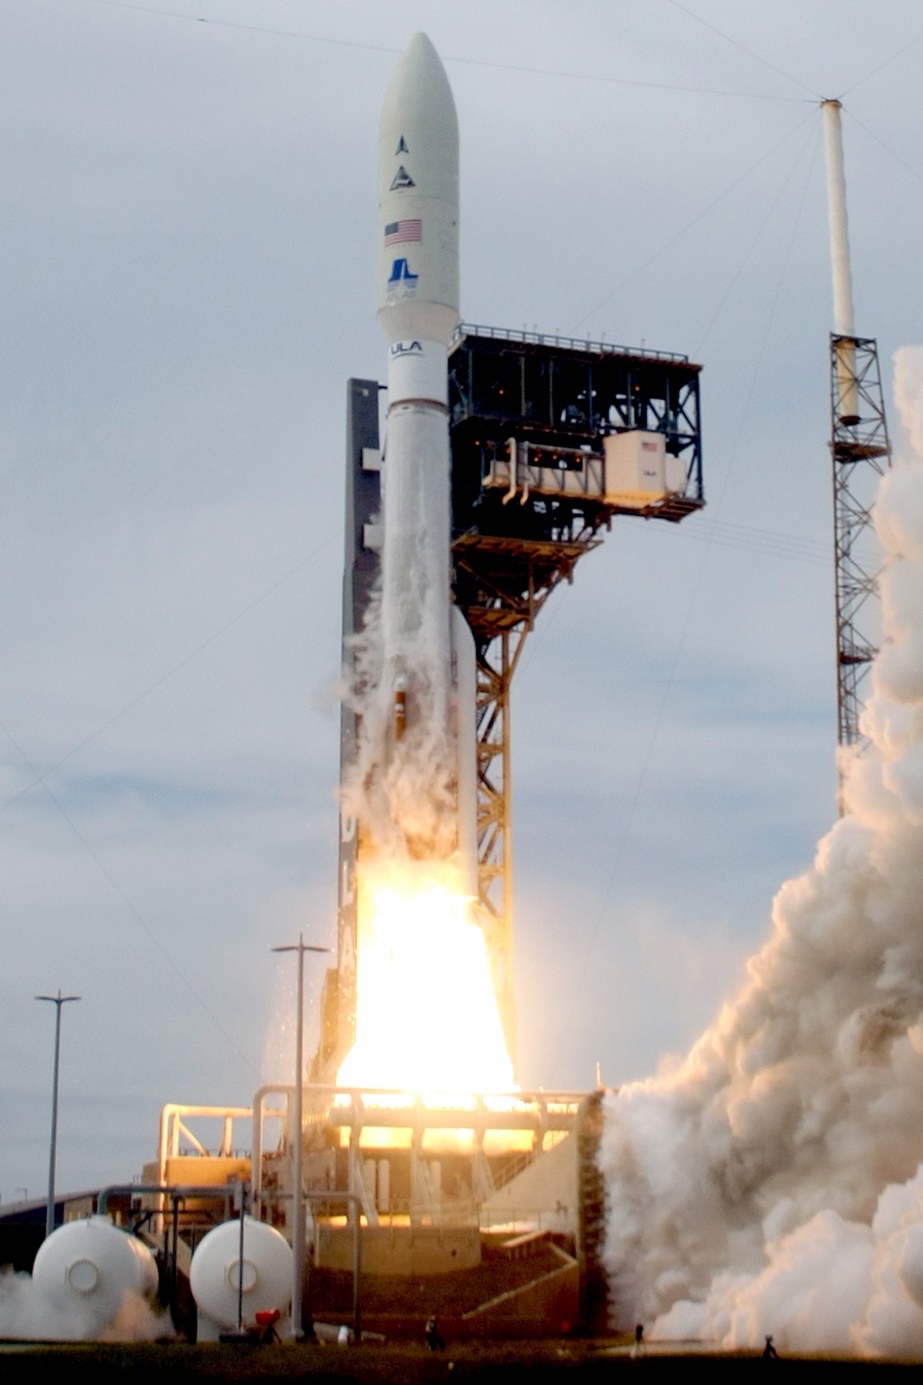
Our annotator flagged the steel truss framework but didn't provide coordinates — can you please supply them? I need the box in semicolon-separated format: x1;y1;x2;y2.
448;328;704;1056
829;334;891;798
452;533;601;1060
335;332;704;1075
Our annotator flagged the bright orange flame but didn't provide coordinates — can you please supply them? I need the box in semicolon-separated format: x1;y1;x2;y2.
337;862;515;1096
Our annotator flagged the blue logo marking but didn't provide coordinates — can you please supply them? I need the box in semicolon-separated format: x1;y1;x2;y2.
388;258;418;285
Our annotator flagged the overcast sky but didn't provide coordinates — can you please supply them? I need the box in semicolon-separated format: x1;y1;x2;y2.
2;0;922;1203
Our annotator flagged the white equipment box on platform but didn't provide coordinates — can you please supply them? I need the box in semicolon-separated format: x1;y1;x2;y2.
603;430;686;508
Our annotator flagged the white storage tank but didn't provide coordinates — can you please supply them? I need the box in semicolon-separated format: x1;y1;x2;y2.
189;1216;293;1340
31;1216;159;1338
603;430;685;507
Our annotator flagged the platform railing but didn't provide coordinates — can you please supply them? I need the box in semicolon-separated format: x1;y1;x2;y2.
454;321;689;364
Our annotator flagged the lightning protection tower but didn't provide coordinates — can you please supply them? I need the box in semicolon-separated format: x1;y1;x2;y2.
822;100;891;811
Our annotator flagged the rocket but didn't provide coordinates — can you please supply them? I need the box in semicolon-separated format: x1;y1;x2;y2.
374;33;477;887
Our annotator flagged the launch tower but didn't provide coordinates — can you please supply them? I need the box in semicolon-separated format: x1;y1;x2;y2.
324;326;703;1076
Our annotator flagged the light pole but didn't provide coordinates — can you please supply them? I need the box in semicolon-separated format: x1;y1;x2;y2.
270;936;329;1340
36;990;80;1238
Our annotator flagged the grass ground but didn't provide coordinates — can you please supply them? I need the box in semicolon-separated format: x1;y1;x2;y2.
0;1340;919;1381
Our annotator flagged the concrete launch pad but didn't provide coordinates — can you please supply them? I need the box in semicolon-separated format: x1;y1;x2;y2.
136;1086;607;1338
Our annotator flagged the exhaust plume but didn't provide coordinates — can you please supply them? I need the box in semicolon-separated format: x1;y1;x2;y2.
342;589;457;864
601;346;923;1357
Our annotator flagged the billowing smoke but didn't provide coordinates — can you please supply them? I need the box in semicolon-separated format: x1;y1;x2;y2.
0;1272;168;1342
342;580;457;865
601;346;923;1357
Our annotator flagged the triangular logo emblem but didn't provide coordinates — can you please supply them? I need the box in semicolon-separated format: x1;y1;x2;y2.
395;135;408;154
390;165;415;190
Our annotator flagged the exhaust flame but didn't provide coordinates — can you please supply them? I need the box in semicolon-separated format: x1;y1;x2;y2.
600;347;923;1357
337;860;515;1096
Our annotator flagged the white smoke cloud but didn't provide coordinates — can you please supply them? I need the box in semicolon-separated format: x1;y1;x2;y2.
0;1273;169;1342
341;581;457;865
600;347;923;1357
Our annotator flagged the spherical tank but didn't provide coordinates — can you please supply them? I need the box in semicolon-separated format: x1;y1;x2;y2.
189;1217;292;1331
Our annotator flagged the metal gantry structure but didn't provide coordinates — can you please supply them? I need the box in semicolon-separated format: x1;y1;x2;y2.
829;334;891;759
325;378;382;1077
447;326;703;1056
327;327;704;1075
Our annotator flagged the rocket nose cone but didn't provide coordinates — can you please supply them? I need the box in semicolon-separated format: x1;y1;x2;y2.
404;31;438;60
381;30;457;140
400;32;447;80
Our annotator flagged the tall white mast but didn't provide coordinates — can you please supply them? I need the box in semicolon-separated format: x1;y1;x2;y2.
822;99;858;423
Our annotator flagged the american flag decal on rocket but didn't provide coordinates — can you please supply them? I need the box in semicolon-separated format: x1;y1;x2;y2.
385;219;422;245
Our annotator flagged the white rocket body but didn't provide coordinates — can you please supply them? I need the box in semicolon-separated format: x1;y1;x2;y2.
376;33;476;889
